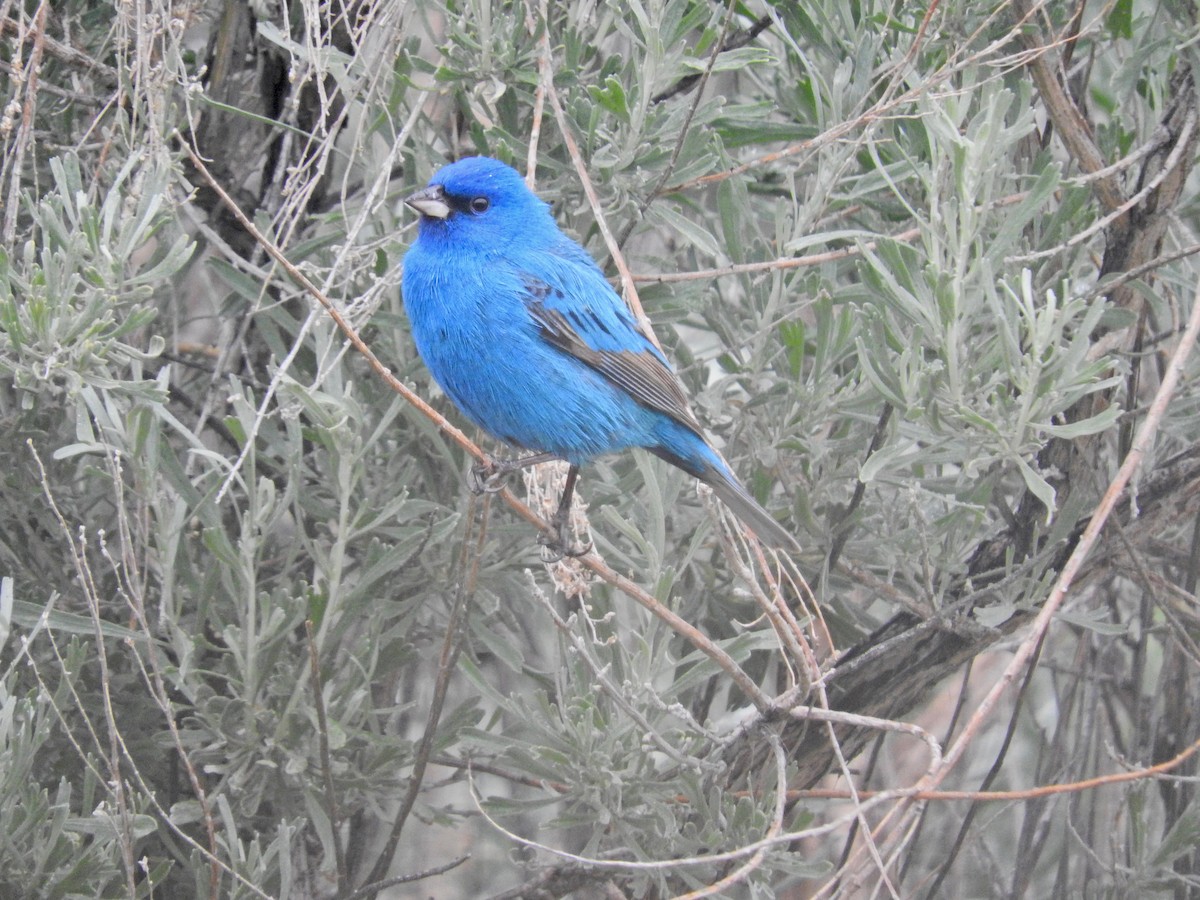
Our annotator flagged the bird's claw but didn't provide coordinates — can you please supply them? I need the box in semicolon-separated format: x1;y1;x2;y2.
470;452;559;494
470;455;590;559
469;462;508;495
537;519;591;563
538;535;592;563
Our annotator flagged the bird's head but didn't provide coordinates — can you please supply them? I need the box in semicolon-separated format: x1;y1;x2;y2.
404;157;553;253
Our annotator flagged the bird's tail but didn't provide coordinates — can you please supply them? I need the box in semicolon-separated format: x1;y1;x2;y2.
699;460;801;552
649;440;800;552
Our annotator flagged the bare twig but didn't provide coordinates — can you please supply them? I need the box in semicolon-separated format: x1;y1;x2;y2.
1010;0;1125;212
343;854;470;900
1083;238;1200;304
467;738;897;876
541;48;654;339
650;13;774;104
1009;108;1197;263
673;732;789;899
1;0;48;243
29;442;138;894
624;0;739;240
793;732;1200;803
923;635;1048;897
179;139;482;489
97;451;223;899
361;492;489;892
305;619;346;891
523;0;547;187
828;404;894;571
632;227;922;283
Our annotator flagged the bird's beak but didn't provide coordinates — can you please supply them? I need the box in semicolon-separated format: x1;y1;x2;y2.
404;184;451;220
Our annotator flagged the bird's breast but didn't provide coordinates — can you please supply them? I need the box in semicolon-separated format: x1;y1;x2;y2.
401;245;663;463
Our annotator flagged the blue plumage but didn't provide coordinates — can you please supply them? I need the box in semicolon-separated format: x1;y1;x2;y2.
401;156;797;551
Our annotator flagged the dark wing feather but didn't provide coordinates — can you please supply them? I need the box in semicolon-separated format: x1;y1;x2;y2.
521;276;703;434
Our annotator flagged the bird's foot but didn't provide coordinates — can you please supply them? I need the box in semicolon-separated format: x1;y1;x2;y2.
469;460;509;494
469;452;560;495
537;514;591;563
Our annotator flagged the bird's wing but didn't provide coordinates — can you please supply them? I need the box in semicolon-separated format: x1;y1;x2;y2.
519;271;704;435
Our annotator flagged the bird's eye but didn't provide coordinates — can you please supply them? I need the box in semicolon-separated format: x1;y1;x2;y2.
469;197;490;214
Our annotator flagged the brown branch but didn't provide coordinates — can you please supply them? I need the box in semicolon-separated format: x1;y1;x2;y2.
1;0;48;243
1010;0;1125;212
305;620;346;891
343;854;470;900
650;13;774;104
632;227;922;283
359;492;489;893
794;732;1200;804
541;45;652;338
617;0;740;251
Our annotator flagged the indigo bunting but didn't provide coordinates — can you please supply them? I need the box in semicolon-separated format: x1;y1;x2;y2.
401;157;798;553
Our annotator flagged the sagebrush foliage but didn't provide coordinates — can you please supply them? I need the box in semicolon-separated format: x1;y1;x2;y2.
1;0;1198;897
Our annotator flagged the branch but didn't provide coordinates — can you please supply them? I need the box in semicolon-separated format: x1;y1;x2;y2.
1010;0;1125;212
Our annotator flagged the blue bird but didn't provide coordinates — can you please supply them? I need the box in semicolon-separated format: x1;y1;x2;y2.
401;156;798;554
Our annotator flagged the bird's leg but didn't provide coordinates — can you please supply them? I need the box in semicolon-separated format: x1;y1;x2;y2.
469;451;560;494
538;464;592;562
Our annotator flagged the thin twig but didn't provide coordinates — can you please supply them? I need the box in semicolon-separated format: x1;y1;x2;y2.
1008;108;1196;263
29;442;139;894
97;451;223;898
469;759;899;875
343;854;470;900
928;272;1200;785
305;620;346;891
530;579;721;771
793;732;1200;803
673;732;789;899
650;14;774;104
1083;237;1200;304
1010;0;1124;212
899;659;974;886
828;403;893;571
623;0;739;242
523;0;546;187
1;0;49;243
632;226;922;283
361;491;488;891
20;623;273;898
716;520;816;684
809;697;903;898
542;52;654;339
178;138;481;490
922;635;1047;898
0;12;119;78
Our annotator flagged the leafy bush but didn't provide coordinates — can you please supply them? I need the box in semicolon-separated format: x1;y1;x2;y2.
1;0;1199;897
